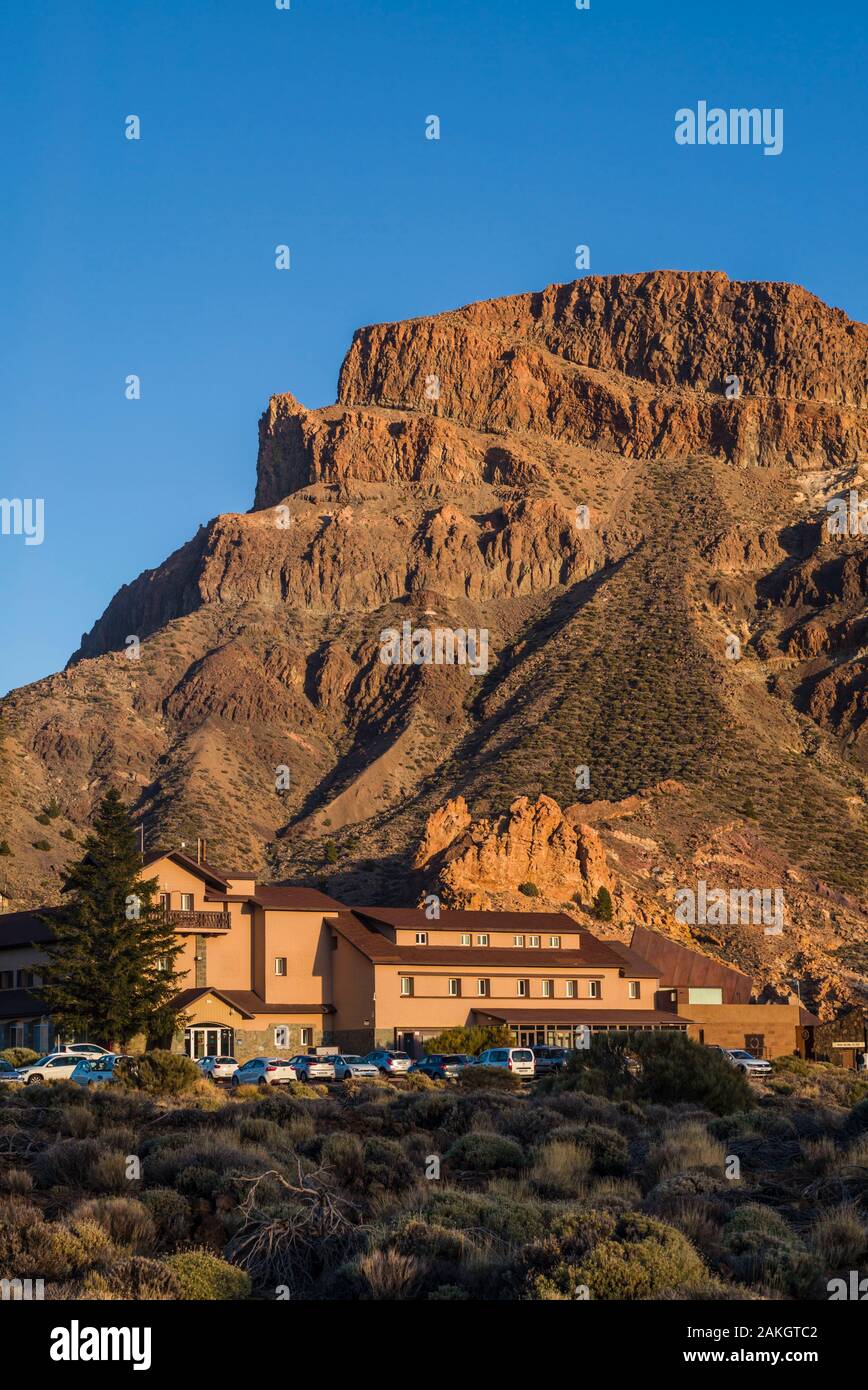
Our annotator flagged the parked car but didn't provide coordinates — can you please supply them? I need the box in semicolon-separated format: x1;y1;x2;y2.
16;1053;82;1085
710;1046;772;1076
61;1043;111;1057
361;1049;413;1076
530;1045;572;1075
231;1056;298;1087
332;1054;379;1080
0;1058;23;1083
476;1047;536;1077
411;1054;470;1081
288;1054;336;1082
70;1054;131;1087
197;1055;239;1081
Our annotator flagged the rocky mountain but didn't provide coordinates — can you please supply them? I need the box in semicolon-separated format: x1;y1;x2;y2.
1;271;865;1014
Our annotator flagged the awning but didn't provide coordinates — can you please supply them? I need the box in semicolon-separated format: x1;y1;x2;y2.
474;1008;692;1026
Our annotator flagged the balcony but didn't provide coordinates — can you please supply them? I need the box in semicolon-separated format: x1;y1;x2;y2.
164;909;232;932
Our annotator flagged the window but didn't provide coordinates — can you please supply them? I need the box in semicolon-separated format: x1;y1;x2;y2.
477;978;490;997
529;935;540;948
17;969;41;989
300;1027;313;1047
448;978;460;997
542;979;554;998
588;980;601;999
159;892;170;912
548;936;561;949
476;934;489;947
274;1025;289;1048
629;981;641;999
516;978;529;997
566;979;577;998
415;931;428;945
513;935;525;947
400;977;414;997
180;893;193;911
0;971;13;990
157;955;171;973
274;957;287;976
460;933;471;946
687;987;723;1004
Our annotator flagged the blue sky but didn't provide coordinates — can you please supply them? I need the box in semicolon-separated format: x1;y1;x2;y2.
1;0;865;696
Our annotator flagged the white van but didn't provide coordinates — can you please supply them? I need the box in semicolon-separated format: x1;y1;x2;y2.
476;1047;535;1077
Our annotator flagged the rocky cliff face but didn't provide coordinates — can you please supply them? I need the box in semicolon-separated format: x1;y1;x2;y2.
1;271;865;1013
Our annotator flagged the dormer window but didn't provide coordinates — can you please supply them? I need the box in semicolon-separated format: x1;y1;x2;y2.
529;935;540;948
460;933;471;946
513;935;525;947
415;931;428;945
476;934;489;947
548;936;561;949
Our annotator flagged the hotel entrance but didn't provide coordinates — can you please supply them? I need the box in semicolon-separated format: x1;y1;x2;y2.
516;1024;589;1048
185;1024;235;1059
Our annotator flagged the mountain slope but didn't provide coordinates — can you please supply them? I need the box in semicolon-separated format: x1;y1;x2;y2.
1;271;865;1012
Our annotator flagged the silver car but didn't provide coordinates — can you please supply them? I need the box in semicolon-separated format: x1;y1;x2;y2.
332;1054;379;1080
231;1056;298;1087
288;1054;336;1082
70;1054;131;1086
717;1047;772;1076
362;1049;412;1076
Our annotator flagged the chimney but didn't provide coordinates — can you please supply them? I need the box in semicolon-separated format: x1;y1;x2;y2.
197;837;207;865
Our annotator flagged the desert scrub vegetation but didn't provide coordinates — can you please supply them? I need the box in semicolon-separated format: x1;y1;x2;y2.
1;1039;867;1300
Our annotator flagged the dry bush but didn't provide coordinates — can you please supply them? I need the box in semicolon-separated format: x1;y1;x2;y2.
70;1196;155;1253
355;1248;423;1300
647;1121;725;1181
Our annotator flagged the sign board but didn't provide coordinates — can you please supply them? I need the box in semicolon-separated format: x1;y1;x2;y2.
315;1046;339;1056
832;1042;864;1049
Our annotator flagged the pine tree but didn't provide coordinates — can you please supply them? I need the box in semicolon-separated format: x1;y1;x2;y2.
593;886;614;922
38;789;184;1050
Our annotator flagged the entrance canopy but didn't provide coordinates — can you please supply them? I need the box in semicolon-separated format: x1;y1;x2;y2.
474;1008;692;1048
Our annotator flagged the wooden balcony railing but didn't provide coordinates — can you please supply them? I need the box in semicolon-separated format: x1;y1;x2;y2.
164;909;232;931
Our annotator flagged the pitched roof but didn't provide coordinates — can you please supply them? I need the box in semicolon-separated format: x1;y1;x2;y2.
333;912;632;969
0;988;47;1020
355;907;580;933
629;926;753;1003
141;851;233;891
170;987;334;1017
0;907;60;950
604;941;662;979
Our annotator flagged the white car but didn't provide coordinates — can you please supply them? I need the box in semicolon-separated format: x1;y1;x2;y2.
197;1055;239;1081
476;1047;536;1077
62;1043;111;1057
17;1053;82;1085
714;1047;772;1076
332;1055;379;1080
288;1054;336;1082
231;1057;298;1087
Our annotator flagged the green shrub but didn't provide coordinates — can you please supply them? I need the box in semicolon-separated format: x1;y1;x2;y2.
422;1025;511;1055
550;1122;629;1175
32;839;51;851
0;840;12;855
163;1249;251;1300
361;1136;415;1190
0;1201;98;1278
115;1051;201;1097
322;1132;366;1187
32;1138;122;1192
69;1197;155;1253
82;1256;180;1300
421;1188;545;1244
0;1047;38;1067
140;1187;192;1247
592;887;614;921
445;1131;525;1174
457;1065;523;1093
518;882;540;897
567;1213;706;1300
